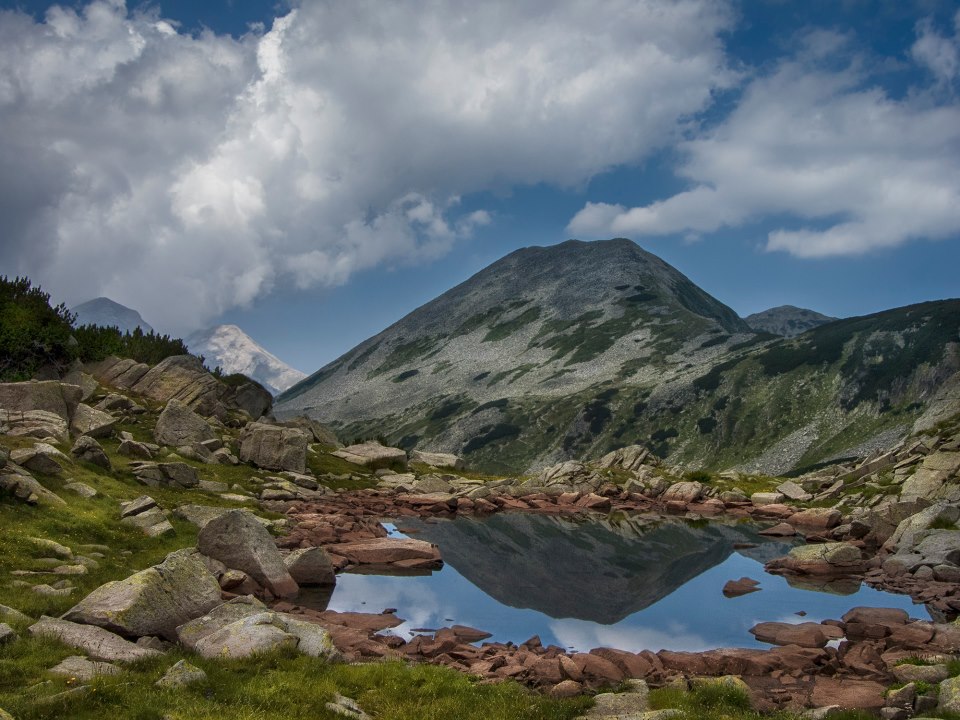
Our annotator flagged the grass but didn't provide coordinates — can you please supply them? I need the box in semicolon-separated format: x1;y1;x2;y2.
0;644;591;720
648;684;875;720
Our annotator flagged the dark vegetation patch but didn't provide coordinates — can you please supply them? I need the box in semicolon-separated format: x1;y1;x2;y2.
371;336;442;376
430;399;465;421
614;284;631;291
397;434;420;451
625;292;657;303
347;340;382;371
697;417;717;434
392;369;419;383
730;332;778;351
463;423;521;453
692;359;738;393
699;334;730;349
473;371;490;381
651;427;679;442
472;398;509;414
483;307;542;342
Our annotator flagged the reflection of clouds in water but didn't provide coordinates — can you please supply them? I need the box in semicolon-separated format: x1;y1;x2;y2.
549;618;711;653
327;575;452;640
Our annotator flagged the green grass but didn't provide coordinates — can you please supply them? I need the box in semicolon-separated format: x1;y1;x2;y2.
648;685;875;720
0;644;591;720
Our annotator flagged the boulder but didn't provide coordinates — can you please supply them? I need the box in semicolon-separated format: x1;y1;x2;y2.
275;416;340;446
596;445;654;473
128;355;225;418
49;655;119;681
69;403;117;439
177;596;267;649
751;492;786;506
661;481;704;504
0;623;16;645
409;450;464;470
70;435;111;470
28;616;161;662
191;611;339;660
63;549;221;640
750;622;829;648
155;659;207;688
939;676;960;714
789;507;842;529
62;366;99;401
0;408;69;443
87;357;150;389
0;471;66;506
10;443;67;475
238;422;309;473
131;461;199;489
888;503;959;551
777;480;813;501
901;452;960;501
118;438;153;459
768;542;864;575
0;381;82;421
324;538;441;567
284;548;336;586
222;381;273;420
154;399;216;448
332;442;407;470
197;510;299;598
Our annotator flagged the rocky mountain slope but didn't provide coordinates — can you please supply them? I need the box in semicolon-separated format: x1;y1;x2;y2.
745;306;837;338
187;325;306;396
276;239;960;476
72;297;154;334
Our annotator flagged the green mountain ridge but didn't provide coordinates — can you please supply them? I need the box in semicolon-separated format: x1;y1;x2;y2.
276;239;960;475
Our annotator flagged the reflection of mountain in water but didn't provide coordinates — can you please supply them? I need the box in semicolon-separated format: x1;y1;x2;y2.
396;514;795;624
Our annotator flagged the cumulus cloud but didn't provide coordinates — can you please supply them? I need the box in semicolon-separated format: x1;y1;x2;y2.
0;0;735;331
568;27;960;258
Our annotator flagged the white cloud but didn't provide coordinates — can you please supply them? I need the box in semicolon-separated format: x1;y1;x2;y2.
0;0;735;332
911;10;960;85
568;28;960;258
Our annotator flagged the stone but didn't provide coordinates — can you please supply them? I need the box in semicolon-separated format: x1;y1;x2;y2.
173;504;273;530
49;655;119;681
126;355;225;418
154;399;216;447
661;481;704;504
63;548;222;640
64;482;97;498
331;442;407;470
790;507;842;529
0;380;82;421
69;403;117;439
751;492;786;506
597;445;654;473
238;422;309;473
0;623;16;645
324;538;441;566
155;659;207;688
222;380;273;421
891;663;949;684
28;536;72;557
10;443;67;474
889;503;960;551
118;438;152;459
177;596;266;648
29;616;161;662
409;450;465;470
325;693;371;719
759;522;797;536
750;621;829;648
0;604;30;625
197;509;299;598
770;542;864;575
842;607;909;626
70;435;111;469
120;495;157;518
0;472;66;506
778;480;813;501
191;611;339;660
0;408;69;444
62;367;99;401
284;547;336;586
723;577;761;597
157;462;199;488
585;685;650;716
938;676;960;714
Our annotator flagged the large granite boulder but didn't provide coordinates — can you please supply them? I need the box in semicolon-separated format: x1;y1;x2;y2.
238;422;308;473
409;450;464;470
767;542;865;575
70;435;111;470
331;442;407;470
222;381;272;420
284;548;336;586
63;549;221;640
154;399;216;447
10;443;68;474
29;616;161;662
129;355;226;418
0;409;70;443
177;596;339;661
69;403;117;439
901;452;960;501
596;445;655;473
0;471;66;506
661;481;704;504
0;381;82;421
197;510;299;598
87;356;150;389
276;417;340;446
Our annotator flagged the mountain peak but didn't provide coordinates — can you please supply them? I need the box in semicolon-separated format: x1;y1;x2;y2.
72;297;154;334
186;324;305;396
744;305;838;337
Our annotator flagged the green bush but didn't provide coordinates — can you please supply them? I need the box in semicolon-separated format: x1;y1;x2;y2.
0;276;77;381
72;324;191;365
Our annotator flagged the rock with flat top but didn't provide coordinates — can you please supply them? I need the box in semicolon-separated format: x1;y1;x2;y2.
155;659;207;688
0;472;66;505
154;399;216;448
661;481;703;504
10;443;67;475
70;435;111;469
284;547;336;586
49;655;119;681
324;537;441;567
332;442;407;470
768;542;864;575
0;381;82;421
410;450;464;469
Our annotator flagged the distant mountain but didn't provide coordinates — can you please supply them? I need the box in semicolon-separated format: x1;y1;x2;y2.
745;305;837;337
186;324;306;396
72;297;153;334
276;238;960;475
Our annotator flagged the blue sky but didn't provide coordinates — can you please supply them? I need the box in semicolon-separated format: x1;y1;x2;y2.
0;1;958;373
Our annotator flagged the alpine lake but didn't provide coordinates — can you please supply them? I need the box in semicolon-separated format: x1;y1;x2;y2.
297;512;922;653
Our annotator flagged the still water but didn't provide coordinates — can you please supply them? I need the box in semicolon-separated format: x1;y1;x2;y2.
315;513;922;652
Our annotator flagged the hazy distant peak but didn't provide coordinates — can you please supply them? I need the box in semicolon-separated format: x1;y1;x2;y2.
744;305;838;337
72;297;154;334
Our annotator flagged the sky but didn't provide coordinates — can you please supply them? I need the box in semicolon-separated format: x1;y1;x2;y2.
0;0;958;374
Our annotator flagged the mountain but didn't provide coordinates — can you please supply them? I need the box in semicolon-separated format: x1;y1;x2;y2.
186;324;306;395
72;297;154;334
276;238;960;475
745;305;837;337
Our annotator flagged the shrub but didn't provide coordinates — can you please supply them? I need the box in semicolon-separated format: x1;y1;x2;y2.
0;276;77;381
72;324;191;366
